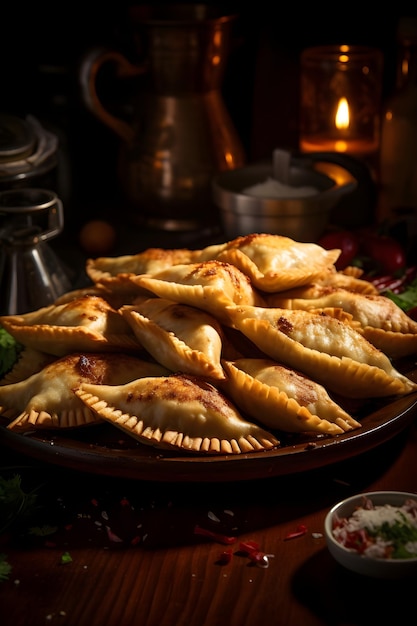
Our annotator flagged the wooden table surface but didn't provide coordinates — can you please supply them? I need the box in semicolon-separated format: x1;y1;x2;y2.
1;416;416;626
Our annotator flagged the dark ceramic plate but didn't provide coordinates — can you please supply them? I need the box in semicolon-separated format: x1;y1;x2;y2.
1;362;416;482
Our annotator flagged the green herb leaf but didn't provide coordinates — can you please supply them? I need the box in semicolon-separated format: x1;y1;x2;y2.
61;551;72;565
29;525;58;537
0;474;39;534
385;276;417;312
0;554;12;582
0;327;22;378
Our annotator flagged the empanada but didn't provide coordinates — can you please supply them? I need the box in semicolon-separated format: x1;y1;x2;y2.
75;374;280;454
86;247;197;293
1;353;169;430
54;285;131;309
0;348;55;385
121;298;225;379
0;296;142;357
221;358;361;435
267;286;417;358
315;267;379;294
225;305;417;398
213;233;341;292
132;261;265;322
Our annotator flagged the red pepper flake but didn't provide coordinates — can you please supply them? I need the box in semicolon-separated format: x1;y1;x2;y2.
91;498;99;507
120;497;130;507
130;535;141;546
239;540;260;553
238;540;273;568
105;526;123;543
193;525;237;545
217;549;233;565
284;524;308;541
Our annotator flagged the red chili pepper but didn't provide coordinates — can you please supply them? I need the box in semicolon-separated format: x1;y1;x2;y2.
194;525;237;545
217;549;233;564
239;540;272;567
371;275;408;293
246;549;268;564
284;524;308;541
239;540;260;553
130;536;141;546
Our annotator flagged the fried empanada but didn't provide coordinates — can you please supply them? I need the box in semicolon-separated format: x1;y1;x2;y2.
221;358;361;435
85;247;197;293
132;261;265;322
315;267;379;294
1;353;169;431
0;296;142;357
121;298;225;379
267;286;417;358
54;285;131;309
225;305;417;398
0;348;55;385
75;374;280;454
212;233;340;292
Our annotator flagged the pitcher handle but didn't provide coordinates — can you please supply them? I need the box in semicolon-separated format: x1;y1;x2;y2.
79;47;146;144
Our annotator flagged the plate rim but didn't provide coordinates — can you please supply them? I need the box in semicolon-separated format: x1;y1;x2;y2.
1;390;417;482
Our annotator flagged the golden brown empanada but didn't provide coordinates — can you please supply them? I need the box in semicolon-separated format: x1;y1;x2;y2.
75;374;280;454
0;348;55;385
0;296;142;357
54;285;131;309
267;286;417;358
315;267;379;294
212;233;340;292
221;358;361;435
132;261;265;322
85;247;197;293
121;298;225;379
1;353;169;431
225;305;417;398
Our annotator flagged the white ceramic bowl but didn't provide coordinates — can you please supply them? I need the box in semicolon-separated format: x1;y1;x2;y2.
324;491;417;579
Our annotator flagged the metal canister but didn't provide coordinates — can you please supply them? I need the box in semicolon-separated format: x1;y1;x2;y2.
0;113;58;192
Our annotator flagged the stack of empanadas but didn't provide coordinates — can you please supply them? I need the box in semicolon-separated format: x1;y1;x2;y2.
1;232;416;456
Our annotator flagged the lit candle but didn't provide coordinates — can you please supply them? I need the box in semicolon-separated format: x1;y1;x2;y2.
299;45;382;164
300;97;379;157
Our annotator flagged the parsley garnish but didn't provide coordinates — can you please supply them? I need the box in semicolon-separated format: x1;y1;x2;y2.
61;551;72;565
0;474;39;534
0;554;11;581
385;276;417;312
0;327;22;378
367;513;417;559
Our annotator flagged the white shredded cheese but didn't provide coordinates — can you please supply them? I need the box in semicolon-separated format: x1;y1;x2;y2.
333;498;417;559
345;505;417;533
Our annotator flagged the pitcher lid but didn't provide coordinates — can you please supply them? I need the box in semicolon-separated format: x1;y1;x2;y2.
0;113;37;162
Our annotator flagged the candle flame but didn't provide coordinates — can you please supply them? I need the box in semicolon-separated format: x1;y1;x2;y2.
335;98;350;130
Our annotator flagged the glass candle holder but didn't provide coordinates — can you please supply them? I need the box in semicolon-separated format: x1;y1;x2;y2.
299;45;383;177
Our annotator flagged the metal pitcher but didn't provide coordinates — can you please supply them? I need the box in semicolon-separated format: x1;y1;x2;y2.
0;188;72;315
79;3;245;232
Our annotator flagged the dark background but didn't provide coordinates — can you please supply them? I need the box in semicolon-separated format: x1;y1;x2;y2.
1;2;416;231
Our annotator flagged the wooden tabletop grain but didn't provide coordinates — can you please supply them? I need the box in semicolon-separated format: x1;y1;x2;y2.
1;418;416;626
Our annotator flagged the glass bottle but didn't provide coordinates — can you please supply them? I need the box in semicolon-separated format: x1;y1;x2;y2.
379;17;417;222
